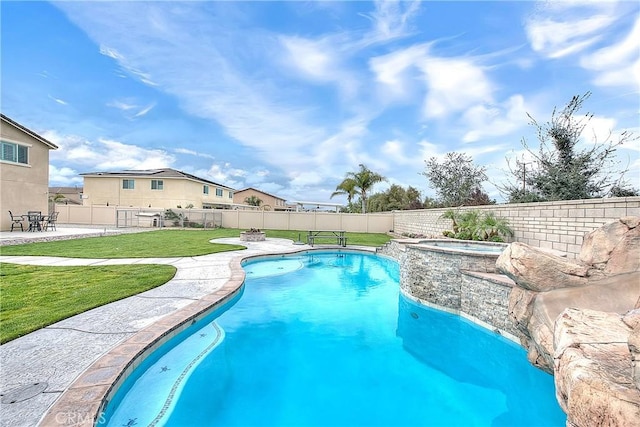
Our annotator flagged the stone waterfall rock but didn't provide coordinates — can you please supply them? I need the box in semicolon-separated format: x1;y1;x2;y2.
496;216;640;426
497;242;601;292
579;216;640;274
553;308;640;427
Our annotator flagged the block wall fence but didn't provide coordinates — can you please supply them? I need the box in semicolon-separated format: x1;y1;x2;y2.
391;196;640;258
51;197;640;258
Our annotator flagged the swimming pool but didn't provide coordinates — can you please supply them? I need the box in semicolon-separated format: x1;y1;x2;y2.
101;250;565;426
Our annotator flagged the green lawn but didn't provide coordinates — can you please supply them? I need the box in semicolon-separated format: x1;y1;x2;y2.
0;263;176;343
0;229;245;258
0;228;391;258
0;229;391;342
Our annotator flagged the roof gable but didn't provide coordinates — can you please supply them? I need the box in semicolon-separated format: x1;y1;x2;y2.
235;187;286;201
80;168;234;190
1;114;58;149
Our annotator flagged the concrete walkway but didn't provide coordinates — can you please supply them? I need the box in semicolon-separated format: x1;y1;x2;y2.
0;226;143;247
0;236;313;427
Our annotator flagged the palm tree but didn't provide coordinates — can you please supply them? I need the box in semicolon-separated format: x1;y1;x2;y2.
477;211;514;242
49;193;66;204
332;164;386;214
244;195;263;207
331;178;357;208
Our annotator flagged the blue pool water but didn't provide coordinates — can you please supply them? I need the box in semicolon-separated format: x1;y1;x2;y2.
101;251;565;426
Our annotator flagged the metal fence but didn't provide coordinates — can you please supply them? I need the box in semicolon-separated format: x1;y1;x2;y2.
115;208;223;229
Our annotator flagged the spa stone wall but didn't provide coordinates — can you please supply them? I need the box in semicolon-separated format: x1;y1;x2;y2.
378;240;516;336
460;271;517;336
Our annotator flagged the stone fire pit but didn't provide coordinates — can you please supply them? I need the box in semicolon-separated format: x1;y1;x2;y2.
240;229;266;242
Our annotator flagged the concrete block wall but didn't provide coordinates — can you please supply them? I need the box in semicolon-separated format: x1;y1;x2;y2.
392;197;640;258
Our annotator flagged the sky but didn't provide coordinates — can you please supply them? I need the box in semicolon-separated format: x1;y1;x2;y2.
2;0;639;205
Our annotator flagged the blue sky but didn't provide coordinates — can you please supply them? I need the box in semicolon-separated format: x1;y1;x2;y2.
2;1;639;205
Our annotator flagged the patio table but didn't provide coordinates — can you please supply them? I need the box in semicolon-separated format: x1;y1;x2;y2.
27;211;46;232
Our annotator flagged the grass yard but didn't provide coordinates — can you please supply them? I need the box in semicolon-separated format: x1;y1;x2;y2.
0;263;176;343
0;229;246;258
0;228;391;342
0;228;391;258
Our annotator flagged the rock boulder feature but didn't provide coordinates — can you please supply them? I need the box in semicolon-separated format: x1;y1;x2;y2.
496;216;640;427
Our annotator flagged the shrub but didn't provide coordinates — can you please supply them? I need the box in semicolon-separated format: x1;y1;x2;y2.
440;209;513;242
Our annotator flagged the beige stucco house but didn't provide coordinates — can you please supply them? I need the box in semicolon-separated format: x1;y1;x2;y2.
49;186;83;205
233;187;292;211
80;168;236;209
1;114;58;231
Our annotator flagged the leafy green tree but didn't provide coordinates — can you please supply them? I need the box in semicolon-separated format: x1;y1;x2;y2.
383;184;406;211
503;92;638;202
332;164;386;214
610;185;639;197
422;152;489;207
405;186;425;210
365;185;427;212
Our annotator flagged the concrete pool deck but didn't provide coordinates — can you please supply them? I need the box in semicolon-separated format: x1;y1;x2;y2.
0;234;339;427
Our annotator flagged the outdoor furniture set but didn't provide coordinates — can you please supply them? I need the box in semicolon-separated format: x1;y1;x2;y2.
306;230;347;247
8;211;58;232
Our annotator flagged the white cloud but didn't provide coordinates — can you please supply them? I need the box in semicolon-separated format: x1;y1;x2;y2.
369;44;429;102
420;56;494;119
48;95;68;105
174;148;215;160
200;163;249;186
134;103;155;117
279;35;359;98
99;44;158;86
580;15;640;89
43;130;174;172
462;95;529;143
280;37;335;81
370;44;495;118
108;100;137;111
49;165;82;185
380;139;427;170
289;170;324;188
360;0;421;43
580;115;618;146
525;1;638;89
108;99;156;119
526;15;613;58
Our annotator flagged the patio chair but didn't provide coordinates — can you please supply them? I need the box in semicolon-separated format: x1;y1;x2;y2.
44;211;59;231
8;211;24;232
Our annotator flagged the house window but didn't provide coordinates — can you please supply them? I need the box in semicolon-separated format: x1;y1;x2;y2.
151;179;164;190
229;192;233;199
1;141;29;165
122;179;135;189
203;185;209;194
216;188;223;197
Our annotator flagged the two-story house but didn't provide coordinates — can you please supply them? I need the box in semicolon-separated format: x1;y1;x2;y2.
80;168;235;209
1;114;58;231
